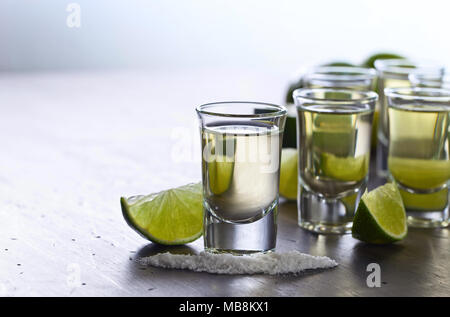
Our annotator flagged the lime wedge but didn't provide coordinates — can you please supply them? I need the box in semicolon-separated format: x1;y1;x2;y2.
388;157;450;189
321;152;369;182
121;183;203;245
208;157;234;195
399;187;448;211
279;148;298;200
352;183;407;244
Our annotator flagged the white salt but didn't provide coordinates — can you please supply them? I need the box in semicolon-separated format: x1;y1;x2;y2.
140;251;338;275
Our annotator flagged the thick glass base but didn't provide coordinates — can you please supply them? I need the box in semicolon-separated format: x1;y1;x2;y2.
406;205;449;228
298;184;362;234
298;220;353;234
203;204;277;254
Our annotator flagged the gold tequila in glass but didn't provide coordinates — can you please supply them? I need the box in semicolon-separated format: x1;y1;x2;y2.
386;88;450;228
303;66;378;149
374;59;444;178
196;102;286;253
283;67;377;149
294;89;377;234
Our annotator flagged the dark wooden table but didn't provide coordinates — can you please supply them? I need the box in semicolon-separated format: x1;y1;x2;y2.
0;70;448;296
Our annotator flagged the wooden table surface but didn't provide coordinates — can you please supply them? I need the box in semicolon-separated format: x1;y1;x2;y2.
0;70;448;297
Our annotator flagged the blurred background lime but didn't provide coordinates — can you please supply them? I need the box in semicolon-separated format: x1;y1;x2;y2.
362;52;405;68
279;148;298;200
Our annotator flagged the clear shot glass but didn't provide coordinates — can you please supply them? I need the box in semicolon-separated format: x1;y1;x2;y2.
303;66;377;90
196;102;287;253
374;59;445;178
303;66;379;151
386;87;450;228
409;73;450;89
293;89;377;234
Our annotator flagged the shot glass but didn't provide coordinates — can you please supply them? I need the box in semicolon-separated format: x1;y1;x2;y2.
386;87;450;228
303;66;377;90
303;66;378;152
374;59;445;178
293;89;377;234
409;73;450;89
196;102;287;253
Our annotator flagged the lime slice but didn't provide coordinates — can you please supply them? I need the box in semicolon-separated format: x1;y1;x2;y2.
279;148;298;200
399;187;448;211
321;152;369;182
121;183;203;245
389;157;449;211
208;156;234;195
388;157;450;189
352;183;407;244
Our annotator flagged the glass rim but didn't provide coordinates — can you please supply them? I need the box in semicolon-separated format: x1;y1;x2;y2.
293;88;378;104
196;101;287;118
374;59;445;76
384;87;450;102
409;73;449;87
304;66;377;82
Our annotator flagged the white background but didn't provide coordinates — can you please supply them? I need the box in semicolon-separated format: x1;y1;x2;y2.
0;0;449;76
